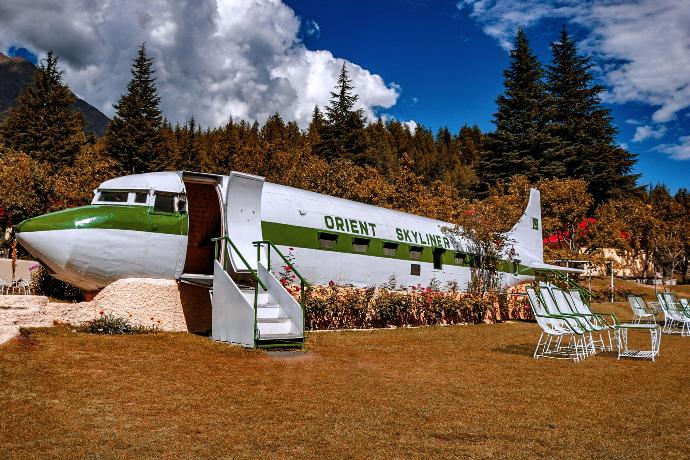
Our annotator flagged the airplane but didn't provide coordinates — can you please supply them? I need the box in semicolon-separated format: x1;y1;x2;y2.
15;170;577;347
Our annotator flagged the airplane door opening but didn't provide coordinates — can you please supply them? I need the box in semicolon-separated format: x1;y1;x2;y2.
182;180;222;275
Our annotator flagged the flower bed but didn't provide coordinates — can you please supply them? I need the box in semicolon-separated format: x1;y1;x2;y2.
285;284;532;330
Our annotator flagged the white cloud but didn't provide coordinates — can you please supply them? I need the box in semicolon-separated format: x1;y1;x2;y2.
657;136;690;160
403;120;418;133
304;19;320;37
460;0;690;124
0;0;399;128
632;124;667;143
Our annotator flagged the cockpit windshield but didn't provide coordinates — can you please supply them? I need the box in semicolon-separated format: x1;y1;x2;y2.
93;189;150;206
92;189;186;212
98;191;129;203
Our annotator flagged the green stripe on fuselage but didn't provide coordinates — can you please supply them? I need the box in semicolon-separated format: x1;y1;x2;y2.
261;220;534;275
16;205;188;236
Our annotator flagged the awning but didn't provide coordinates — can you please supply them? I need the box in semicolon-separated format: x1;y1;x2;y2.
529;262;585;274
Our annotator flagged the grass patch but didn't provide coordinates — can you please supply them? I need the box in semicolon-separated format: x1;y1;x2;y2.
1;312;689;458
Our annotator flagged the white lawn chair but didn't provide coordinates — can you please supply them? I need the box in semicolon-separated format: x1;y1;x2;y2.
526;286;588;362
538;283;595;358
627;295;656;324
658;293;690;336
0;279;8;295
542;283;612;352
569;290;620;329
15;279;31;295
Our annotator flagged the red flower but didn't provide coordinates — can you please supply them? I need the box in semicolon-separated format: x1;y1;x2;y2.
99;310;104;316
328;280;335;287
289;247;295;251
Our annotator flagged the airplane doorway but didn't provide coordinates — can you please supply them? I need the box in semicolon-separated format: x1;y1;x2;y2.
182;179;222;275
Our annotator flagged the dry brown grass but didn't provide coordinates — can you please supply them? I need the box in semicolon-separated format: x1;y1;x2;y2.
1;319;690;459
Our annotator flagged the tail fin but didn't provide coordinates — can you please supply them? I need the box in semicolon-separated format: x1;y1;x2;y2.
505;188;543;264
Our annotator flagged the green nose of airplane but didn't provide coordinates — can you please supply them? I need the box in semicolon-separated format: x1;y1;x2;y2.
16;207;106;234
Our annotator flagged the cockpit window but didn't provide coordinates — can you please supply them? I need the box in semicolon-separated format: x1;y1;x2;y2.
98;191;129;203
154;193;176;213
134;192;148;204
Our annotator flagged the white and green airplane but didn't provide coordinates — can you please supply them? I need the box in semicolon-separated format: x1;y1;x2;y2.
16;171;571;347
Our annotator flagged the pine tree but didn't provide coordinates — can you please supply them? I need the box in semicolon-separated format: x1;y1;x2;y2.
314;63;368;164
545;27;637;203
179;117;201;171
0;51;85;166
307;105;325;145
105;43;165;174
478;29;553;191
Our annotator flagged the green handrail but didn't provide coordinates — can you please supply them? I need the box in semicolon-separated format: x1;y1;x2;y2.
212;236;267;291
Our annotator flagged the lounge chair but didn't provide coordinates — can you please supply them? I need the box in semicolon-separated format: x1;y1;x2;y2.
526;286;589;362
541;283;612;352
658;293;690;336
627;295;657;324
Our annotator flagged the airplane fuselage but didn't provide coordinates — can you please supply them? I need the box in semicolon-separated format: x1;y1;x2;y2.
16;171;544;292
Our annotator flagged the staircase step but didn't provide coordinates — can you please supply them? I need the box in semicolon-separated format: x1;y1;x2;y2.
257;317;293;336
256;332;303;341
257;305;284;319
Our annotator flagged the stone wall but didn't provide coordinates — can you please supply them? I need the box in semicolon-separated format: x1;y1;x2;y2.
0;258;35;282
0;278;212;344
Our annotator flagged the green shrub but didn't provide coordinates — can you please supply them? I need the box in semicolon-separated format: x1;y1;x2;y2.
82;313;155;335
30;264;83;301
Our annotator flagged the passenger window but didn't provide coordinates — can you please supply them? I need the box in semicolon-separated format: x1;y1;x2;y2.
352;237;369;253
154;193;176;213
318;232;338;249
409;246;423;261
454;252;466;265
134;192;148;204
99;191;129;203
433;248;445;270
410;264;421;276
383;242;398;257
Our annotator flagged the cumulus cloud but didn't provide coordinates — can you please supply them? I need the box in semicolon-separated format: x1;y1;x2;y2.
0;0;399;128
460;0;690;124
632;124;667;143
657;136;690;160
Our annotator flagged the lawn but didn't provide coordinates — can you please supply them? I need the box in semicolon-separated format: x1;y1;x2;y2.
2;307;689;459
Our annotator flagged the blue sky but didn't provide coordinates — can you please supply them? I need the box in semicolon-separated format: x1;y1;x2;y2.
287;0;689;193
3;0;687;193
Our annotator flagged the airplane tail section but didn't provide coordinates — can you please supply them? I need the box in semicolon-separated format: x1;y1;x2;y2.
505;188;543;265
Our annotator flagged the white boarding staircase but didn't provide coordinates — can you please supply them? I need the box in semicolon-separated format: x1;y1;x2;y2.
209;172;306;349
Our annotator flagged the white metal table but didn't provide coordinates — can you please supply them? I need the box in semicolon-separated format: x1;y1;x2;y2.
615;323;661;361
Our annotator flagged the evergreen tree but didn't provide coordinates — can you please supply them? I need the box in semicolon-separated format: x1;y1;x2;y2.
545;27;637;203
307;105;325;145
179;117;201;171
105;43;165;174
0;51;85;166
315;63;368;164
478;29;553;191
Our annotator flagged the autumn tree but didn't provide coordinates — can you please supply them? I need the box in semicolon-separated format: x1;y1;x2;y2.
538;178;592;253
0;51;85;166
0;148;53;222
105;43;165;174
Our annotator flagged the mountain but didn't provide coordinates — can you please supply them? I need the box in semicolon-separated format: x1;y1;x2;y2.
0;53;110;136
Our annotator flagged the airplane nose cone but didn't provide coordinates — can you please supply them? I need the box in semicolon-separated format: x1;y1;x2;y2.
14;207;108;289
